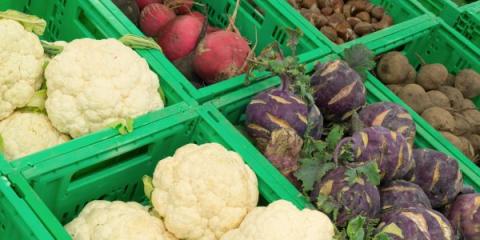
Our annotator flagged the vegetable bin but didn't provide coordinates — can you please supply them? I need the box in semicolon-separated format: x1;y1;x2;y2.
0;0;197;173
207;46;480;192
278;0;434;52
356;19;480;187
101;0;333;102
448;2;480;47
12;104;309;239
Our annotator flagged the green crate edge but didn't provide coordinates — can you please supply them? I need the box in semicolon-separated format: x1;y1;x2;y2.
450;2;480;46
100;0;333;103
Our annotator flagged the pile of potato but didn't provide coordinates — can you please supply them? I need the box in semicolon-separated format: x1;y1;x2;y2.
288;0;393;44
376;51;480;163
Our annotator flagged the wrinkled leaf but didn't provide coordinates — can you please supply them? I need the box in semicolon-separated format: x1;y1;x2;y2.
17;90;48;114
119;34;161;51
316;194;340;221
346;216;366;240
295;157;335;193
326;125;345;151
345;161;381;186
0;10;46;35
344;44;375;80
142;175;154;200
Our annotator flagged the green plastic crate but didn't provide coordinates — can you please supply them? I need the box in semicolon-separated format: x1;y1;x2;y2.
449;2;480;46
208;47;480;194
0;161;55;240
15;105;309;239
278;0;434;52
102;0;333;102
0;0;197;169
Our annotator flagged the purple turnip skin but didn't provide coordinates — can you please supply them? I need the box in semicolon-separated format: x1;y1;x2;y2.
245;88;308;149
311;60;366;120
447;193;480;239
380;180;432;211
378;207;455;240
337;126;414;181
359;102;416;145
409;149;463;208
312;167;381;227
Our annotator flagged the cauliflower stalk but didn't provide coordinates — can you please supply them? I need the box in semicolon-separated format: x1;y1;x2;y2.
221;200;335;240
45;38;164;138
150;143;259;240
0;18;45;120
65;200;175;240
0;111;69;160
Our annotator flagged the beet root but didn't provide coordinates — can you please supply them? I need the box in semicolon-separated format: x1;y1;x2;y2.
421;107;455;132
417;64;448;90
193;31;251;85
157;14;204;61
398;84;432;113
376;51;411;84
455;69;480;99
139;3;176;37
165;0;193;14
136;0;162;10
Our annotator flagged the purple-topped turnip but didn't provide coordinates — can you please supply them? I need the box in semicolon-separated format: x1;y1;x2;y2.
335;126;414;181
408;149;463;208
447;193;480;239
380;180;431;211
359;102;416;145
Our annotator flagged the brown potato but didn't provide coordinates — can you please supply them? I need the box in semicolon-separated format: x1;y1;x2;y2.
455;69;480;99
439;86;464;109
421;107;455;132
398;84;433;113
427;90;451;109
416;64;448;90
376;52;411;84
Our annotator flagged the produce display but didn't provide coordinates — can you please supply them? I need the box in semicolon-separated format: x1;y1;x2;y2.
113;0;252;88
2;1;480;240
287;0;393;44
0;10;164;160
66;143;336;240
375;51;480;163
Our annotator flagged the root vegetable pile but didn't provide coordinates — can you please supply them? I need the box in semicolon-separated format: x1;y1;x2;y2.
288;0;393;44
375;51;480;163
240;39;480;239
116;0;253;88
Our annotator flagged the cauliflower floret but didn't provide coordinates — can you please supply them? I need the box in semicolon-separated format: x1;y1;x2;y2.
45;38;164;138
151;143;259;240
221;200;335;240
65;200;175;240
0;19;44;120
0;112;70;160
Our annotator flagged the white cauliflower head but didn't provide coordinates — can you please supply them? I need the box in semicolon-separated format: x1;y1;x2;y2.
221;200;335;240
65;200;175;240
151;143;259;240
0;111;69;160
0;19;44;120
45;38;164;138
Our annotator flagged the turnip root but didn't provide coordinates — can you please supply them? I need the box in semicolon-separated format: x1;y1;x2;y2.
466;134;480;156
193;31;251;85
387;84;403;95
455;69;480;99
359;102;416;145
409;149;463;208
398;84;432;113
245;88;308;150
312;167;381;227
136;0;162;10
463;109;480;132
461;99;476;109
416;64;448;90
452;113;471;136
404;65;416;84
311;61;366;120
427;90;450;109
376;51;411;84
377;207;455;240
445;73;456;86
380;180;432;211
139;3;175;37
421;107;455;132
336;126;414;181
442;132;475;159
156;14;204;61
447;193;480;240
439;86;464;109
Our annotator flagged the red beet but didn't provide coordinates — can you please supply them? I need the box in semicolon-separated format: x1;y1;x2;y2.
136;0;162;10
157;14;204;61
188;12;219;33
139;3;175;37
165;0;193;14
193;31;251;84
